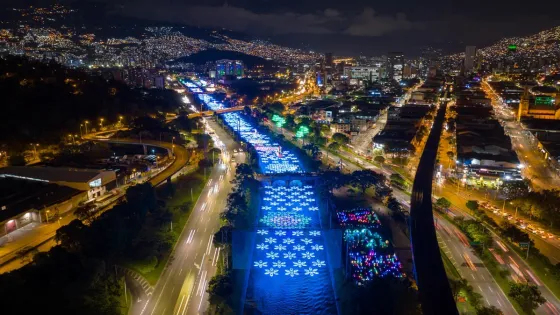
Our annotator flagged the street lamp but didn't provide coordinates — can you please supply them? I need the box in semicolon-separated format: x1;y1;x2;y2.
31;143;39;158
100;118;104;129
84;120;89;134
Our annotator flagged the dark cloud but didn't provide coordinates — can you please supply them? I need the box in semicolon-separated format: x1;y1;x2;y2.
121;3;416;37
344;8;422;36
56;0;560;55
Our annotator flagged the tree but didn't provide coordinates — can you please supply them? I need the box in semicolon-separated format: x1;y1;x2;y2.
501;221;530;243
476;306;503;315
446;151;454;161
390;173;407;188
243;105;252;116
374;155;385;164
74;203;97;223
350;169;383;194
172;116;198;133
328;142;340;151
131;116;165;132
320;170;349;194
207;272;234;314
266;102;285;115
313;135;327;146
8;154;26;166
16;246;39;264
466;200;479;212
435;197;451;210
508;283;546;314
55;219;87;253
502;180;531;200
332;132;350;145
302;143;320;159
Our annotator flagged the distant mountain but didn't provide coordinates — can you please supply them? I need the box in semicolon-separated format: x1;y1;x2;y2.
479;25;560;58
171;49;275;67
447;25;560;60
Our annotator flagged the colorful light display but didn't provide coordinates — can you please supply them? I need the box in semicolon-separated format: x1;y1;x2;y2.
271;114;286;128
337;209;405;285
295;125;310;138
337;208;382;228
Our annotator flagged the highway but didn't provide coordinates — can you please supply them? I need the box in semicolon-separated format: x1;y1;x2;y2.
131;119;244;315
435;214;517;314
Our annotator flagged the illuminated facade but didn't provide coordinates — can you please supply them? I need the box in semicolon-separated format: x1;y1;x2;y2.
343;65;381;84
464;46;477;73
387;52;404;82
517;86;560;120
215;59;244;77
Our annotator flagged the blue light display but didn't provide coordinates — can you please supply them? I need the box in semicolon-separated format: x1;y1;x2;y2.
221;112;303;174
186;79;335;313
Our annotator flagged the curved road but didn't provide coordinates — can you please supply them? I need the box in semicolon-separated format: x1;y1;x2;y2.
84;134;189;186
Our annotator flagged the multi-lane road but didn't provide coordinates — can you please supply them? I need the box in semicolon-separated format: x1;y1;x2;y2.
131;119;244;315
435;214;517;313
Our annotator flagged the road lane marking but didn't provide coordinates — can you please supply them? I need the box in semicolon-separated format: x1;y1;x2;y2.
206;235;214;255
176;295;187;315
198;281;208;311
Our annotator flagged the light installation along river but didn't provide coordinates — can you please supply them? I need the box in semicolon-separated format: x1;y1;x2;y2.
187;84;338;314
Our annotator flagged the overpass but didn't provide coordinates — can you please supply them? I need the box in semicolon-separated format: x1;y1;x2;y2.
187;105;253;118
83;133;190;186
409;101;458;315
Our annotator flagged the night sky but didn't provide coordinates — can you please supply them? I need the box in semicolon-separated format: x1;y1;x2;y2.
11;0;560;55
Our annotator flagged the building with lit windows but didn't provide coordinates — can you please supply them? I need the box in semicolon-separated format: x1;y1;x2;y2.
464;46;477;73
387;52;404;82
0;167;117;200
343;65;381;84
216;59;244;77
517;86;560;120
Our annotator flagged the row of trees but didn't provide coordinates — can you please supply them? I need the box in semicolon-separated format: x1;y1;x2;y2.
207;164;258;314
440;199;550;314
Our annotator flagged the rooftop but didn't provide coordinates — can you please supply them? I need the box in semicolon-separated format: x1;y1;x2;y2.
0;178;81;222
0;166;107;183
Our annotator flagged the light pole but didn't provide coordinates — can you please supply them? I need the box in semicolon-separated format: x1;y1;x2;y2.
84;121;89;134
100;118;104;129
31;143;39;158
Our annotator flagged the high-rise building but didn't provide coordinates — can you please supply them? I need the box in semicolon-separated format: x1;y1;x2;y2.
464;46;477;73
325;52;333;71
216;59;244;77
387;52;404;82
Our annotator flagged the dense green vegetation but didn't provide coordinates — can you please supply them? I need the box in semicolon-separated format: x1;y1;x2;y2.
0;56;181;152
